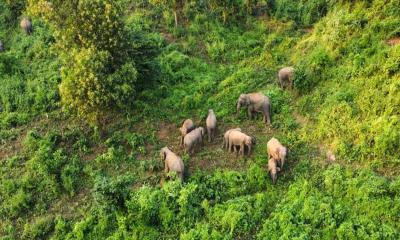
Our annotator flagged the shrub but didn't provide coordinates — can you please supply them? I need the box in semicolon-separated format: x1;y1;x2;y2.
294;46;333;93
92;174;134;212
22;215;54;240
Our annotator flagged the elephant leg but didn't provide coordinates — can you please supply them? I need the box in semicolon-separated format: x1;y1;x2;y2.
164;162;169;174
264;105;271;125
248;107;253;119
190;145;194;155
178;172;184;182
235;145;238;154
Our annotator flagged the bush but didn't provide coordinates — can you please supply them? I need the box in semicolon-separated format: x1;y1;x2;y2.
271;0;329;27
257;165;400;239
92;174;134;212
22;215;54;240
294;46;333;93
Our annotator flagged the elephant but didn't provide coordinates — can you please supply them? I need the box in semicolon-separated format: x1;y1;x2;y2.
183;127;205;155
268;158;280;184
20;18;33;35
160;147;184;181
278;67;294;89
222;128;241;150
237;92;271;125
206;109;217;142
179;119;195;146
0;41;3;52
267;137;287;170
326;150;336;163
228;131;255;156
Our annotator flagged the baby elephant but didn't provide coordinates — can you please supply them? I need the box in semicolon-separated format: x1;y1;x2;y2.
206;109;217;142
237;92;271;125
268;158;281;184
160;147;184;181
278;67;294;89
20;18;33;35
179;119;195;146
183;127;205;155
228;131;255;156
0;41;4;52
267;137;287;170
222;128;241;150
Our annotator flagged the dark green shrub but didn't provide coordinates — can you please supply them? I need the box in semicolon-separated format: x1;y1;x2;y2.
61;157;83;197
92;174;134;211
271;0;329;26
294;46;333;93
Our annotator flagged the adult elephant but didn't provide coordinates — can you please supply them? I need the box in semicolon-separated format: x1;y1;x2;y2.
278;67;294;89
236;92;271;125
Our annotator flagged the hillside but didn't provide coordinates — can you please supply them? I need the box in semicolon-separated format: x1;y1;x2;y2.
0;1;399;239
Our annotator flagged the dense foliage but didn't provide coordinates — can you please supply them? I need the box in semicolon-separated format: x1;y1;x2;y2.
1;0;399;239
27;0;161;124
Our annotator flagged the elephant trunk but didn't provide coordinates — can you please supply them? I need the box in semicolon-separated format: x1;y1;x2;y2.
271;172;277;184
236;101;241;115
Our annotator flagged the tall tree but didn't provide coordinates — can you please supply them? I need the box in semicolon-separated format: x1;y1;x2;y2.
28;0;138;125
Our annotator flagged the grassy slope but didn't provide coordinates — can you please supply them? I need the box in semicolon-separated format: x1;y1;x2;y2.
1;1;400;239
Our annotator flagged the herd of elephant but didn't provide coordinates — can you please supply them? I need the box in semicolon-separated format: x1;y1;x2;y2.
0;19;294;184
0;18;32;52
161;67;294;184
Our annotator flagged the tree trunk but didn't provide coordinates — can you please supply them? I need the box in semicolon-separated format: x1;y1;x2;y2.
223;10;227;24
174;10;178;27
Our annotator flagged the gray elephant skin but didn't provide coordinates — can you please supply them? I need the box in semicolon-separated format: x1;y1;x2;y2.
160;147;184;181
278;67;294;89
237;92;271;125
268;158;280;184
183;127;205;155
206;109;217;142
222;128;241;150
267;137;287;170
179;119;195;146
227;131;255;156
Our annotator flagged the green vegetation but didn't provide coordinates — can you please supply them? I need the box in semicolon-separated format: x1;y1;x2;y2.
1;0;399;239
